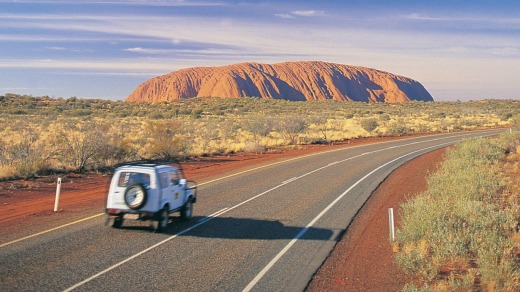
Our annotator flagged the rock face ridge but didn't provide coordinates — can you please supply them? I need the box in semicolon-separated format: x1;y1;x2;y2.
126;61;434;103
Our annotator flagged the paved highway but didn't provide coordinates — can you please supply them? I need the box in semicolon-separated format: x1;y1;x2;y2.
0;129;505;291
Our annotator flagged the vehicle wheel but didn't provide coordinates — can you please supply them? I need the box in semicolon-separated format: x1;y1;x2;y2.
152;207;169;233
124;184;147;210
180;198;193;220
112;217;123;228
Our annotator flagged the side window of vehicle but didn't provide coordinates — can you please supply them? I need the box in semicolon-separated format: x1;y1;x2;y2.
159;172;170;188
171;170;180;185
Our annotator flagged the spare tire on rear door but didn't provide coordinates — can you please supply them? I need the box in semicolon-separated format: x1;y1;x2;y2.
124;183;147;210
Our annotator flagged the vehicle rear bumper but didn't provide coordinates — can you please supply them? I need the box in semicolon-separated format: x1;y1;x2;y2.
106;209;156;220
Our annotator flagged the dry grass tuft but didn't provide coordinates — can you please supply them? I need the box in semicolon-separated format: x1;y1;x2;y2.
395;133;520;291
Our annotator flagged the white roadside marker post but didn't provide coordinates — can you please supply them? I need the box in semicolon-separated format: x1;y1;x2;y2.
388;208;395;243
54;178;62;212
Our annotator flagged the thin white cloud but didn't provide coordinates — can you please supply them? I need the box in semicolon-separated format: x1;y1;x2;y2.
125;47;153;53
54;71;161;77
404;13;520;26
45;46;67;51
0;58;176;71
405;13;445;21
0;34;167;43
274;13;294;19
124;47;243;56
291;10;325;17
275;10;325;19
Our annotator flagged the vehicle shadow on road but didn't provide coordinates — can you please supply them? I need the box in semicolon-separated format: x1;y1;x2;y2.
163;216;337;241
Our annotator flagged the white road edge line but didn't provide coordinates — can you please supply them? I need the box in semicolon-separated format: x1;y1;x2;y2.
241;141;455;292
195;129;501;187
62;131;499;291
197;208;229;222
0;131;502;248
0;213;104;248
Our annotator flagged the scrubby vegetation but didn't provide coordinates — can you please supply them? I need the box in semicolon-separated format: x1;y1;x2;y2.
395;132;520;291
0;93;518;180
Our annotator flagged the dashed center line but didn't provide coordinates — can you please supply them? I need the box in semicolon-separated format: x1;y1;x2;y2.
2;130;500;249
281;177;298;184
62;130;502;291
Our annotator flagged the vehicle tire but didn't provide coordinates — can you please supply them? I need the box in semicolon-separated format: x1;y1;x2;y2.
152;206;169;233
180;198;193;220
112;217;123;228
124;183;147;210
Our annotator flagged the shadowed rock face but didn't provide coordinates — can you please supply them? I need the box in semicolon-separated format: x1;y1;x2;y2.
126;61;434;103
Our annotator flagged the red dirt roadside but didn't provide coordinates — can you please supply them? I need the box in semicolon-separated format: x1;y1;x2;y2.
0;138;446;291
307;148;446;291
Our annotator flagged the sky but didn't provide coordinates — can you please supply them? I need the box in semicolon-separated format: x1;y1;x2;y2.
0;0;519;101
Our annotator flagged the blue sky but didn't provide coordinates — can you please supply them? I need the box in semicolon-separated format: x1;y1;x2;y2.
0;0;519;101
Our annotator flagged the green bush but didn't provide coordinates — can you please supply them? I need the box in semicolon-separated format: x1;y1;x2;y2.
395;134;520;290
360;118;378;134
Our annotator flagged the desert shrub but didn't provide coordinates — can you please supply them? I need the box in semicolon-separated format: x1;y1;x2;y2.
191;108;203;119
242;115;274;147
386;122;411;136
379;114;391;122
50;120;112;172
0;130;48;179
194;118;221;155
219;119;238;142
395;134;520;290
501;112;514;121
95;124;139;166
139;120;190;160
68;108;92;117
277;115;308;145
149;112;164;119
309;115;333;141
12;109;27;115
360;118;379;134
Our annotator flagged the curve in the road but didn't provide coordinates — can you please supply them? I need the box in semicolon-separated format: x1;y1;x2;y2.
63;130;500;291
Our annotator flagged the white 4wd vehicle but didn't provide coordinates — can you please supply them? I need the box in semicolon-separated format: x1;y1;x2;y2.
106;163;197;232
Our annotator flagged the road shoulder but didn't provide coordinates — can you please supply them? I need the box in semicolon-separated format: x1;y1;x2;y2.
307;148;446;291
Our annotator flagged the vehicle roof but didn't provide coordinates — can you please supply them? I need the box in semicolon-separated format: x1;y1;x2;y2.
115;164;177;172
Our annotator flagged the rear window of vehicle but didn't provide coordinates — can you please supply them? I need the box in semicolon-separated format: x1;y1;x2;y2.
118;172;151;187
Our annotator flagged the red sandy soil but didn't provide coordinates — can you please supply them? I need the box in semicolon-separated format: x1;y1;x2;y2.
307;148;445;291
0;136;445;291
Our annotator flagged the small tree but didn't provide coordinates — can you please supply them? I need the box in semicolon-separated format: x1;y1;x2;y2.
142;120;189;161
360;118;378;134
309;115;332;141
52;120;110;172
197;119;220;154
1;131;48;178
277;115;308;145
243;115;273;147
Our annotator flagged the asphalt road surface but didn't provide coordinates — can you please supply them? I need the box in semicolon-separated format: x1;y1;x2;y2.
0;129;505;292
